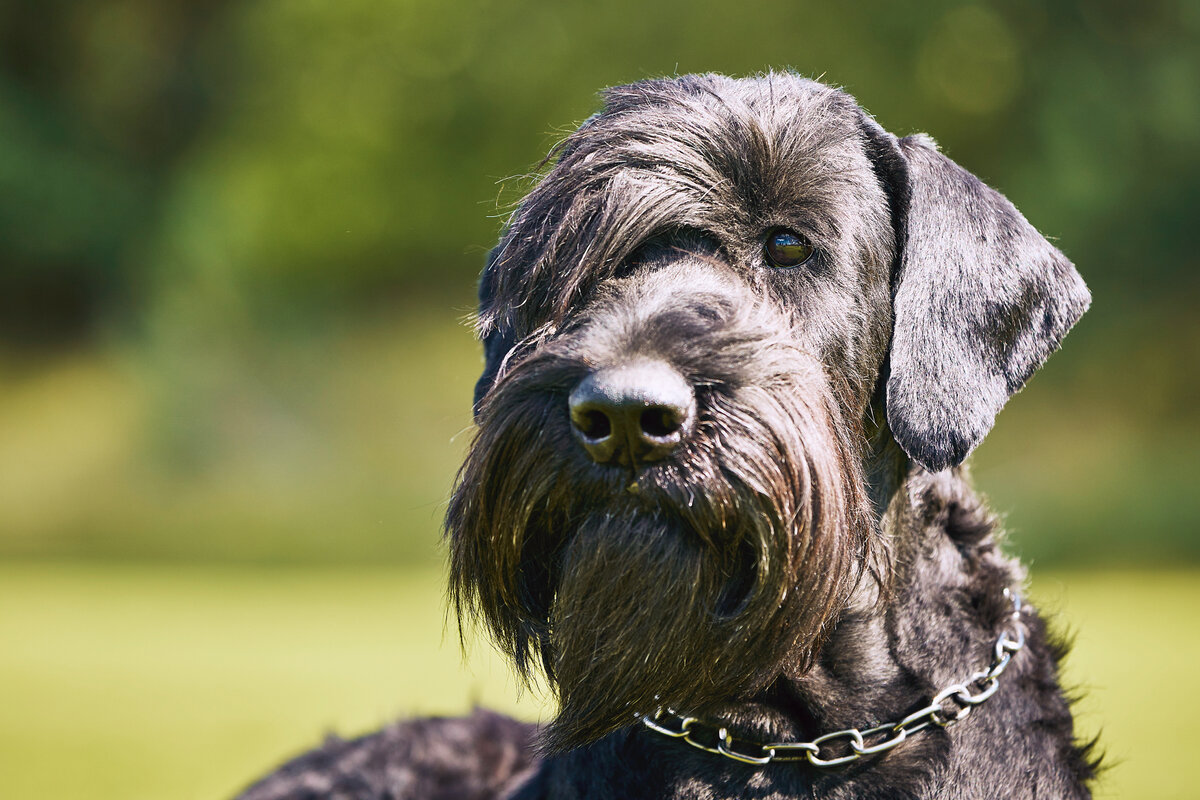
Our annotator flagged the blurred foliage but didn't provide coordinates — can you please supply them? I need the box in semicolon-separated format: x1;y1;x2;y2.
0;0;1197;565
4;0;1199;327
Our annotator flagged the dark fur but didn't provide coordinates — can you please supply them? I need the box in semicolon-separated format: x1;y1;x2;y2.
236;709;538;800
235;73;1097;800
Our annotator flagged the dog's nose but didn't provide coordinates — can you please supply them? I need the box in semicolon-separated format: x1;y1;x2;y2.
568;360;695;465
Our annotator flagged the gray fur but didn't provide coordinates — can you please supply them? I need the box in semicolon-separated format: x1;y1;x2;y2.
886;135;1091;471
234;72;1097;800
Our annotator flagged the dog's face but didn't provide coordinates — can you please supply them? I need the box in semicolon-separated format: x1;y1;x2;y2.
447;74;1088;749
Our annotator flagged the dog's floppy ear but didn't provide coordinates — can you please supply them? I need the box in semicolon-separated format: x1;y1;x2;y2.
878;133;1090;472
474;247;517;417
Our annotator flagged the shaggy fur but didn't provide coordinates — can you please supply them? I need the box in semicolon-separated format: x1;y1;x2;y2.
235;72;1098;800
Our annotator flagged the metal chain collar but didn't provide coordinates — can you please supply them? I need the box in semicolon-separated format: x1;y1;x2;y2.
640;588;1027;768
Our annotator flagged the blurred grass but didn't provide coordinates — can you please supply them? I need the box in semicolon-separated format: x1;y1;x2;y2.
1;562;1196;800
0;563;551;800
0;299;478;565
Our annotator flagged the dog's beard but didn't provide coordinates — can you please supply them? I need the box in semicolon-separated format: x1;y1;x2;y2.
448;343;874;751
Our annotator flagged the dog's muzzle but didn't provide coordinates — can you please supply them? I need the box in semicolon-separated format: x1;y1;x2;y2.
450;261;876;750
568;359;695;465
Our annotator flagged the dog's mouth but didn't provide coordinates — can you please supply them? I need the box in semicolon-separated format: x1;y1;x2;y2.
713;537;760;618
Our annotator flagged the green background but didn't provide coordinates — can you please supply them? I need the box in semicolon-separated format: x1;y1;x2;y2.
1;1;1197;798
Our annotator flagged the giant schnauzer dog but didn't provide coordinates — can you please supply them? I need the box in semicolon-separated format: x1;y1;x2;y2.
237;73;1098;799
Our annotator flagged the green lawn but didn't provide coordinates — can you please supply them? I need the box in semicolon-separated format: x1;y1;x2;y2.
1;564;1196;799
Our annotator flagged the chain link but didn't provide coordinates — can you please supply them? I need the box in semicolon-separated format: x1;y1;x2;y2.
640;588;1027;768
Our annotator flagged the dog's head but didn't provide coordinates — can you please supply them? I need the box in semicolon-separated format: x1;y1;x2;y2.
447;73;1088;749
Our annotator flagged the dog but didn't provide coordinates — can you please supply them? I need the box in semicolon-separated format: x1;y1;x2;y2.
236;72;1099;800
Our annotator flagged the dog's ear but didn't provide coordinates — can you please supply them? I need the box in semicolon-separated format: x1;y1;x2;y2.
474;247;517;417
873;132;1090;472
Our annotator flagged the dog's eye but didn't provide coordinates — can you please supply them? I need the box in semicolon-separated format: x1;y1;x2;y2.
763;228;814;268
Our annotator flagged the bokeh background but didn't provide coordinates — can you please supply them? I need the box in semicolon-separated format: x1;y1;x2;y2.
2;1;1197;798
